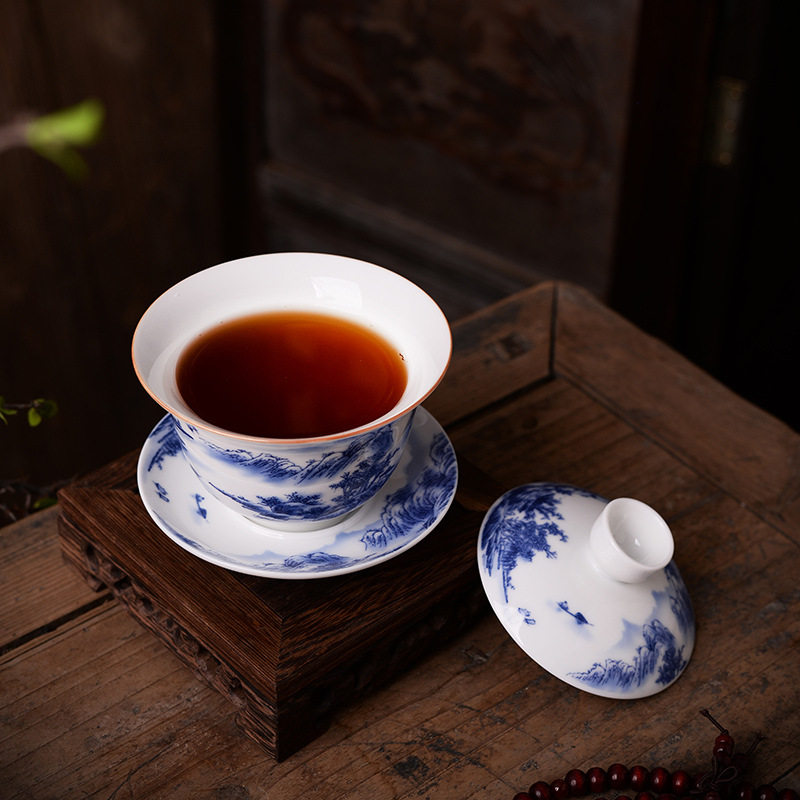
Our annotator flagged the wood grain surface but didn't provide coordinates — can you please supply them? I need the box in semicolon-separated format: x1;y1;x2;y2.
2;282;798;800
57;478;488;760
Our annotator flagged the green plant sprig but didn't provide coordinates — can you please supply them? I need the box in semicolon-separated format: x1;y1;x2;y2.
0;397;58;427
0;98;104;179
24;98;104;179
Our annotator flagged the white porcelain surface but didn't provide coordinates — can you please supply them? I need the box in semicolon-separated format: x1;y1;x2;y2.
138;408;458;579
131;253;452;528
478;483;694;699
589;498;674;583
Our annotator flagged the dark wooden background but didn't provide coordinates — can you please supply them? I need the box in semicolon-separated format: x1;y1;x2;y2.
1;0;795;487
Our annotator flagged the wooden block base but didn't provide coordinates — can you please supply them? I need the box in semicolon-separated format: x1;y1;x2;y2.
57;451;492;760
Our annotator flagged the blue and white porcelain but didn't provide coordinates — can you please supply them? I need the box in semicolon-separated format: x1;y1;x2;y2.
132;253;452;529
478;483;694;699
138;407;458;579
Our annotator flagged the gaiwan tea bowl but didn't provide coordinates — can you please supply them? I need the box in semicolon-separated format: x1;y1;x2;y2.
132;252;452;531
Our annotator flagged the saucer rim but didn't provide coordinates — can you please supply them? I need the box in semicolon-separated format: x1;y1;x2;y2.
137;408;458;579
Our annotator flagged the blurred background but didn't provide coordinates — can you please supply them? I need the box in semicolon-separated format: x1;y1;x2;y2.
1;0;797;492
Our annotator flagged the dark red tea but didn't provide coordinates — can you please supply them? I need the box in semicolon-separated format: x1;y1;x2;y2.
176;310;407;439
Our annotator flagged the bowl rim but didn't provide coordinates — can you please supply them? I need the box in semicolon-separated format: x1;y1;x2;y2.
131;252;452;445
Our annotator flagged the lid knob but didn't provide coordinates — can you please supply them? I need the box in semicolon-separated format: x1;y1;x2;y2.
589;498;674;583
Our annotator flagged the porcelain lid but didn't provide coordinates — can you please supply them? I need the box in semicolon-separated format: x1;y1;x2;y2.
477;482;695;699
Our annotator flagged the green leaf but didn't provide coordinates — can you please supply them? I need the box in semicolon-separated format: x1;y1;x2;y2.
26;98;104;147
36;146;89;179
24;99;104;179
27;408;42;427
34;399;58;420
33;496;57;511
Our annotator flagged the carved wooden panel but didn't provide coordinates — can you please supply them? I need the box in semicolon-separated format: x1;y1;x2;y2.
263;0;639;298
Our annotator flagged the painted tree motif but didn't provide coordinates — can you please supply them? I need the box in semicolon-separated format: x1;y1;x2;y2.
481;483;596;600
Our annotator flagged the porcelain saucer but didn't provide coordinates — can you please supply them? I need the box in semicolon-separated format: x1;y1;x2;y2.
137;408;458;579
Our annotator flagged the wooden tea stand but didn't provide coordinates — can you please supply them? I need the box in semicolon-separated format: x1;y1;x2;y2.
3;282;799;798
57;455;494;761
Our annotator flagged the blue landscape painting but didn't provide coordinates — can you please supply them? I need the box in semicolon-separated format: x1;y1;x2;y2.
480;482;598;601
145;414;414;523
480;482;694;695
207;424;406;521
568;617;689;691
361;431;456;548
567;560;694;693
146;416;182;472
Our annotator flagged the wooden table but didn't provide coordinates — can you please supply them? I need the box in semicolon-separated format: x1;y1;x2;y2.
2;282;799;799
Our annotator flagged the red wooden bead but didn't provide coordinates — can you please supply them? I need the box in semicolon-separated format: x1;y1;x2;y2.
649;768;671;793
566;769;587;797
513;794;534;800
757;786;777;800
734;783;755;800
552;779;570;799
714;734;735;758
671;770;692;796
530;781;552;800
609;764;629;790
630;767;650;791
587;767;608;793
777;790;800;800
